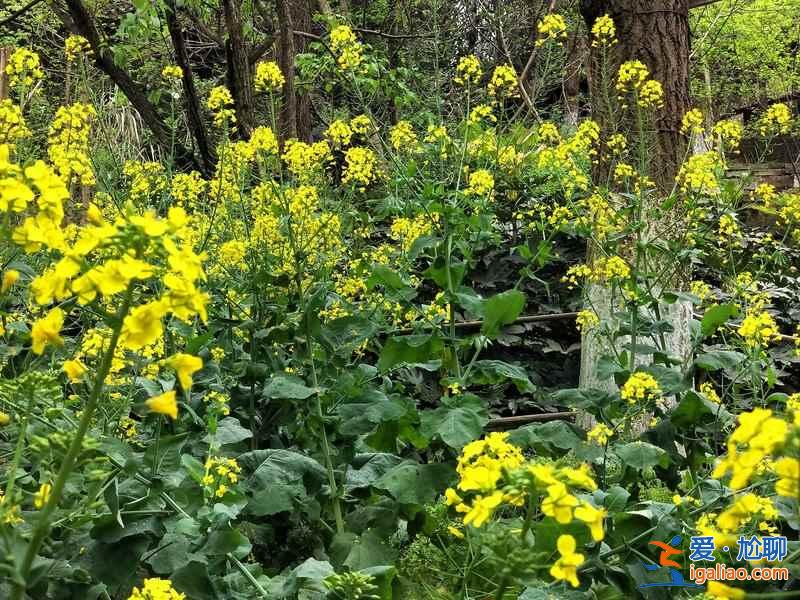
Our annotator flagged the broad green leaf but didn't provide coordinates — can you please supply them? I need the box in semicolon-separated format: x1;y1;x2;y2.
508;420;582;454
481;289;526;337
377;335;443;372
614;441;669;470
203;528;251;558
419;394;488;449
470;360;536;393
694;349;746;371
425;257;466;290
700;303;738;337
208;416;252;446
374;462;455;505
338;390;407;436
262;375;316;400
345;454;406;492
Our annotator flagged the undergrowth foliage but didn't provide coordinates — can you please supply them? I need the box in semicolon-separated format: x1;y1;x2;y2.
0;14;798;600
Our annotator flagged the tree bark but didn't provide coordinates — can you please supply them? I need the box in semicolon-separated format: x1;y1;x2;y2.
291;0;313;140
223;0;255;137
578;1;693;422
164;0;215;174
276;0;298;140
581;0;690;191
62;0;199;171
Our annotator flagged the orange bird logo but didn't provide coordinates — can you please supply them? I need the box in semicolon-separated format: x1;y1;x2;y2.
648;539;683;568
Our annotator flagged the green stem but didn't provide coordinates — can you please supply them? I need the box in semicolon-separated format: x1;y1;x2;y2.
11;288;133;600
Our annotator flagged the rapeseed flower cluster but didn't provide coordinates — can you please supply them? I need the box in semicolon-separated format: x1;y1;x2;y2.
444;432;605;576
575;309;599;333
676;151;721;195
487;64;518;99
758;102;792;136
282;139;332;181
389;120;419;151
201;456;241;499
712;119;742;151
616;60;663;109
5;48;43;88
551;535;585;587
620;372;661;404
65;35;92;61
587;423;613;445
161;65;183;81
325;119;353;147
536;14;568;46
207;86;236;126
713;408;790;490
48;103;96;185
128;578;185;600
681;108;705;135
390;214;437;252
454;54;482;86
591;14;617;46
0;100;30;145
465;169;494;197
736;310;780;349
329;25;364;72
341;146;379;189
254;60;285;92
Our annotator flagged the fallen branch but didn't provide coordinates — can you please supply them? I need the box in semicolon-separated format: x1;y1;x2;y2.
390;311;579;336
487;411;576;429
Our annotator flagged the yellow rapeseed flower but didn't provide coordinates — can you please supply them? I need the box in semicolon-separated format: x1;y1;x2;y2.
146;390;179;420
166;353;203;389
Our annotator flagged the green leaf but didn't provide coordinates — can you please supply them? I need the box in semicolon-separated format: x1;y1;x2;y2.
374;462;455;505
344;454;406;492
614;441;669;470
469;360;536;393
507;421;582;454
419;394;489;449
425;257;466;290
670;390;731;426
700;303;738;337
240;449;326;516
481;289;526;337
262;375;316;400
600;485;630;513
343;530;397;570
338;390;407;436
553;388;615;410
203;528;251;558
208;416;252;446
377;335;443;372
694;349;746;371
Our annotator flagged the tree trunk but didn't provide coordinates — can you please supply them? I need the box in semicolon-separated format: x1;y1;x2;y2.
581;0;690;192
62;0;199;171
292;0;313;141
0;47;10;100
276;0;298;140
578;1;692;418
165;0;215;174
223;0;255;137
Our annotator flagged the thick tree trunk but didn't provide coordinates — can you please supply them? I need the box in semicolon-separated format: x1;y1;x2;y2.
581;0;690;192
165;0;215;174
276;0;298;140
223;0;255;137
578;1;692;415
63;0;199;171
291;0;313;141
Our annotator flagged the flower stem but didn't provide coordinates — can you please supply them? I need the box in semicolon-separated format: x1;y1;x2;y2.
11;288;133;600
